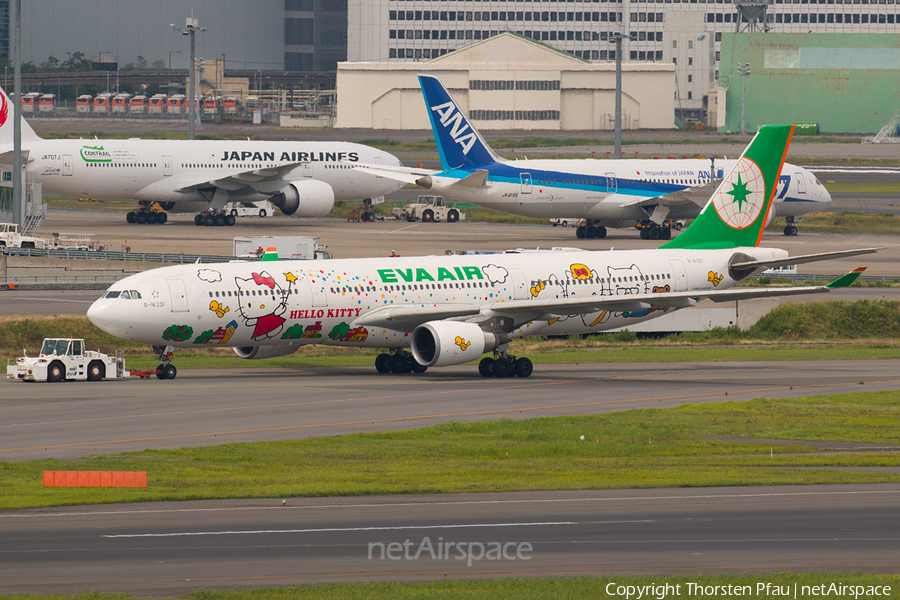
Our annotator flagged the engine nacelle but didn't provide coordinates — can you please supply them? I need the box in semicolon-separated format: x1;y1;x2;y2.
233;345;298;360
411;321;499;368
270;180;335;217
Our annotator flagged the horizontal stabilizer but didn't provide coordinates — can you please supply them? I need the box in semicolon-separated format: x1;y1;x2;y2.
730;248;882;272
452;169;489;189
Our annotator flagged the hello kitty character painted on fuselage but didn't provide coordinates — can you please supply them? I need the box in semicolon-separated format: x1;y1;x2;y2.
608;264;646;296
235;271;288;341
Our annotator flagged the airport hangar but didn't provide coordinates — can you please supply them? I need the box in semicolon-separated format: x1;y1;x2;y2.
334;32;675;131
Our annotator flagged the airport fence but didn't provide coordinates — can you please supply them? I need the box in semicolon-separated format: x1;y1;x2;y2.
2;246;245;264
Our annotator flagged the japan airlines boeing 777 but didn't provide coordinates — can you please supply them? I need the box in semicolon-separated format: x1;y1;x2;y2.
356;75;830;239
0;86;403;226
87;126;875;380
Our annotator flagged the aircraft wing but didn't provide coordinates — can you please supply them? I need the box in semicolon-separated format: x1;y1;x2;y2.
353;163;438;185
729;248;881;272
352;268;867;333
620;183;712;210
172;161;312;195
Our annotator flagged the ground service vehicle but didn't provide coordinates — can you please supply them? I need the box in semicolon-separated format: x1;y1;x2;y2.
0;222;45;248
7;338;127;382
393;195;465;223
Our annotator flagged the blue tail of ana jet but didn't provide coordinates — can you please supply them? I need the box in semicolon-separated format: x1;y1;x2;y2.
418;74;499;171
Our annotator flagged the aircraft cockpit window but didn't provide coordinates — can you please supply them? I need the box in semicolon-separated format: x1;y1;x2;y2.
105;291;121;299
121;291;132;299
131;290;142;299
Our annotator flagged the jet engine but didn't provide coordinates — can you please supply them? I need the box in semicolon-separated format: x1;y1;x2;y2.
270;180;335;217
411;321;499;368
233;345;299;360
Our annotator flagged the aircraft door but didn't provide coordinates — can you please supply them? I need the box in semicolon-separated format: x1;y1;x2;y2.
162;155;173;177
668;259;688;292
166;279;189;312
508;268;529;300
520;173;533;194
796;172;807;194
304;273;328;307
62;155;74;176
605;172;617;193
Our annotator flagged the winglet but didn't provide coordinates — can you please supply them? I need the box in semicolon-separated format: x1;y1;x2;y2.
825;266;866;289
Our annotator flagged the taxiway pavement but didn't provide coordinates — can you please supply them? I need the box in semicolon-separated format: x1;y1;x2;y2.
3;359;900;461
2;484;898;595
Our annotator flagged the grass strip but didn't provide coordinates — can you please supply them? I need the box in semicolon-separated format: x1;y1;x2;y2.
3;574;900;600
3;392;900;510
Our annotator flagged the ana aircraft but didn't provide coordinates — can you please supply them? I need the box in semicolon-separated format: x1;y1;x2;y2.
0;86;403;226
356;75;830;240
87;125;875;379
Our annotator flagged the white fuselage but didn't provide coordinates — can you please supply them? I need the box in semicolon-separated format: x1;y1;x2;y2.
87;246;786;352
20;139;402;207
430;158;830;225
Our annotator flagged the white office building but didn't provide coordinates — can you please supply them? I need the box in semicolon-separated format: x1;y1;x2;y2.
348;0;900;117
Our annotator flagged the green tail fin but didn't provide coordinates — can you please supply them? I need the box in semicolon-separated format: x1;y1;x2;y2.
825;266;866;288
661;125;794;250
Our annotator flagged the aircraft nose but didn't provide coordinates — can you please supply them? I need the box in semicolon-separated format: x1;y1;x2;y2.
818;181;833;207
87;295;130;338
87;296;110;330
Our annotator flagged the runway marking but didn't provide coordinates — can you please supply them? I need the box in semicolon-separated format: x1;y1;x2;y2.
5;377;900;454
384;223;420;233
3;488;897;519
102;521;583;538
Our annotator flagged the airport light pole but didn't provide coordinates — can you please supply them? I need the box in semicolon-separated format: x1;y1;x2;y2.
172;14;206;140
738;62;750;135
12;0;22;229
611;30;626;159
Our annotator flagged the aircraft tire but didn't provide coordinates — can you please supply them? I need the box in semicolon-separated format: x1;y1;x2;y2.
422;209;434;223
514;357;533;378
87;360;106;382
447;209;459;223
135;212;148;224
194;214;204;226
215;214;227;227
375;353;391;373
640;228;649;240
225;214;236;226
411;361;428;374
478;357;494;378
790;225;799;236
155;364;166;379
157;212;168;224
47;361;65;383
204;214;215;227
661;228;671;240
126;211;136;224
163;364;177;380
649;227;662;241
586;226;597;239
493;358;512;378
390;353;412;374
575;226;587;239
595;226;607;239
146;212;158;224
362;211;375;222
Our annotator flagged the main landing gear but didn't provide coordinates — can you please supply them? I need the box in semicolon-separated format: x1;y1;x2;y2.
575;221;608;240
126;201;169;225
478;349;533;378
360;197;377;223
152;345;178;380
194;209;236;227
374;350;428;374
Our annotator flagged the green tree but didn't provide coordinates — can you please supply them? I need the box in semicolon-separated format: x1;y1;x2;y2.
39;55;60;72
151;59;166;70
137;56;147;70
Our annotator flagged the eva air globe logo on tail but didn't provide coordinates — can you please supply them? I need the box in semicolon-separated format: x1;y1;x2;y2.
711;157;766;229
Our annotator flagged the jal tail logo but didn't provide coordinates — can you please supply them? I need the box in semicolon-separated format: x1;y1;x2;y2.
430;101;477;156
0;93;8;127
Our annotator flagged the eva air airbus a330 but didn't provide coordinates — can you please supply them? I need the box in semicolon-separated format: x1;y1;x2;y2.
87;126;876;379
